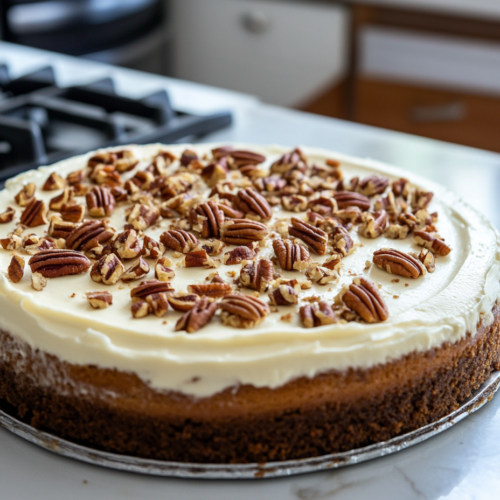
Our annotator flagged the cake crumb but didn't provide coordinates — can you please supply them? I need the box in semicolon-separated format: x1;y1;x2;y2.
393;295;399;299
162;320;168;325
70;293;76;298
391;279;400;283
226;270;237;278
118;285;124;290
405;283;409;287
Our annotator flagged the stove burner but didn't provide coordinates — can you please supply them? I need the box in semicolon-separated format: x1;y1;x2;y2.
0;64;232;183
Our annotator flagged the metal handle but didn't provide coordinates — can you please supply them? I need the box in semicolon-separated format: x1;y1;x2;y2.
410;101;466;123
241;11;270;34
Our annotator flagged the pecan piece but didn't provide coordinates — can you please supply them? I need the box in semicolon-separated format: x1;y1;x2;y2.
220;293;270;328
87;291;113;309
253;176;287;193
417;248;435;273
288;217;327;255
43;172;65;191
269;285;298;306
113;229;141;260
167;291;199;311
305;265;338;285
66;220;114;252
131;300;150;318
20;198;48;227
385;224;409;240
188;282;232;298
273;239;310;271
160;229;198;254
189;201;224;238
220;219;268;245
234;188;272;222
330;225;354;257
86;186;115;218
15;183;36;206
48;219;77;240
333;191;370;211
49;187;73;211
8;255;25;283
127;204;159;231
0;235;22;250
414;231;451;256
373;248;425;279
281;195;308;212
146;293;170;317
121;257;150;282
141;235;165;259
184;249;219;269
175;298;218;333
155;257;175;281
218;202;245;219
358;210;388;239
130;280;174;300
271;148;307;174
60;204;85;223
31;272;47;291
67;169;86;185
0;207;15;224
356;175;389;197
29;249;91;278
239;258;274;293
343;277;389;323
300;302;337;328
224;246;256;265
201;160;228;187
91;254;125;285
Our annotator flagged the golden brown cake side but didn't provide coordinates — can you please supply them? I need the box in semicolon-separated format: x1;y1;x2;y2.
1;305;499;464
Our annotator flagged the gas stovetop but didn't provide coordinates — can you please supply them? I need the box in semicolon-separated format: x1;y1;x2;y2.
0;63;232;183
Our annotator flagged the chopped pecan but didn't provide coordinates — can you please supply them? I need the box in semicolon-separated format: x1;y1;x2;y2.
29;249;91;278
60;203;85;223
234;188;272;222
66;169;86;185
43;172;65;191
130;280;175;301
0;235;22;250
111;186;128;202
66;220;114;252
323;254;342;271
23;235;56;255
113;229;141;260
201;238;225;256
20;198;48;227
180;149;200;167
87;291;113;309
335;206;363;225
271;148;307;174
131;300;150;318
0;207;15;224
48;219;77;240
189;201;224;238
114;150;139;172
141;235;165;259
330;225;354;257
131;170;155;191
224;246;256;265
416;248;435;273
72;183;90;197
269;285;298;306
91;254;125;285
167;292;199;311
343;277;389;323
8;255;25;283
160;229;198;253
273;239;310;271
385;224;409;240
184;249;210;268
92;164;123;186
300;302;337;328
220;293;270;328
253;176;287;193
373;248;426;279
49;187;73;211
146;293;170;317
413;190;434;209
155;257;175;281
215;149;266;168
392;178;411;198
86;186;115;218
333;191;370;211
201;160;228;187
121;257;150;282
307;196;336;216
239;258;274;293
305;265;338;285
175;298;218;333
188;282;233;298
127;204;159;231
413;231;451;256
240;164;265;178
358;210;388;239
15;183;36;206
288;217;327;255
220;219;268;246
282;195;308;212
31;272;47;291
356;175;389;196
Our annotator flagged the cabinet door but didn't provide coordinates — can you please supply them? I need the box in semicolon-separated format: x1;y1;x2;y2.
171;0;348;107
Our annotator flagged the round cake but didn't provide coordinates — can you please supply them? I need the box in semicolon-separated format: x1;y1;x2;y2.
0;143;499;464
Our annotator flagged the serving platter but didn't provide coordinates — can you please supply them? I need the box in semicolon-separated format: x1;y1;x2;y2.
1;371;499;479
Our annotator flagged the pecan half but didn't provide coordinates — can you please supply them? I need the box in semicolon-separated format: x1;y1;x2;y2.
358;210;388;239
414;231;451;256
155;257;175;281
8;255;25;283
167;291;199;311
175;298;218;333
160;229;198;254
273;239;310;271
288;217;327;255
29;249;91;278
300;302;337;328
49;187;73;211
239;258;274;293
146;293;170;317
269;285;298;306
121;257;150;282
220;219;268;245
234;188;272;222
0;207;15;224
66;220;114;252
373;248;425;279
43;172;65;191
15;183;36;206
86;186;115;218
189;201;224;238
220;293;270;328
60;203;85;223
224;246;256;265
127;204;159;231
87;291;113;309
330;225;354;257
343;277;389;323
31;272;47;291
188;282;232;298
113;229;141;260
130;280;175;300
20;198;48;227
91;253;125;285
356;175;389;197
334;191;370;211
48;219;77;240
218;202;245;219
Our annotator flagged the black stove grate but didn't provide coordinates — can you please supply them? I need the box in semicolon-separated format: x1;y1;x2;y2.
0;64;232;183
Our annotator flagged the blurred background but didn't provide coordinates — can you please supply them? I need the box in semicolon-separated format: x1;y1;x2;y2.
2;0;500;153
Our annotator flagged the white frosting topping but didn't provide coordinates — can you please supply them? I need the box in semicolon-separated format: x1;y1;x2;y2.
0;143;499;398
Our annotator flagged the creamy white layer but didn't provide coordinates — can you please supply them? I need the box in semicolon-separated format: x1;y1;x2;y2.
0;144;499;397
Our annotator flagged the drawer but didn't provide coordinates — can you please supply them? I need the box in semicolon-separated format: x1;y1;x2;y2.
171;0;348;107
355;79;500;153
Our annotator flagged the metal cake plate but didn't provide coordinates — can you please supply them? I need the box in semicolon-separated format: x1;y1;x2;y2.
1;371;499;479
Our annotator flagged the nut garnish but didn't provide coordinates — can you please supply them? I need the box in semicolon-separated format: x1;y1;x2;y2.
356;175;389;197
373;248;426;279
358;210;388;239
184;249;219;269
288;217;327;255
49;187;73;211
48;219;77;240
43;172;65;191
15;183;36;206
188;282;232;298
273;239;310;271
155;257;175;281
201;161;228;187
417;248;435;273
66;220;114;252
167;291;199;311
239;258;274;293
281;195;308;212
0;235;22;250
146;293;170;317
219;293;270;328
334;191;370;211
60;204;85;223
271;148;307;174
8;255;25;283
20;198;48;227
220;219;268;245
299;302;337;328
0;207;15;224
86;186;116;218
413;231;451;256
305;265;339;285
269;285;298;306
175;298;218;333
91;254;125;285
114;229;141;260
343;277;389;323
29;249;91;278
130;280;175;300
189;201;224;238
385;224;409;240
141;235;165;259
160;229;198;254
131;300;150;318
87;291;113;309
31;272;47;291
234;188;272;222
127;203;159;231
330;225;354;257
224;246;256;265
121;257;150;282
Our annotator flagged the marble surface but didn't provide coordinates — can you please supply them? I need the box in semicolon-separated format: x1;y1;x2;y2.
2;43;500;499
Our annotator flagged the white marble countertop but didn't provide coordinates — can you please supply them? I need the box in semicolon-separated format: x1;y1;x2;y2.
1;43;500;499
